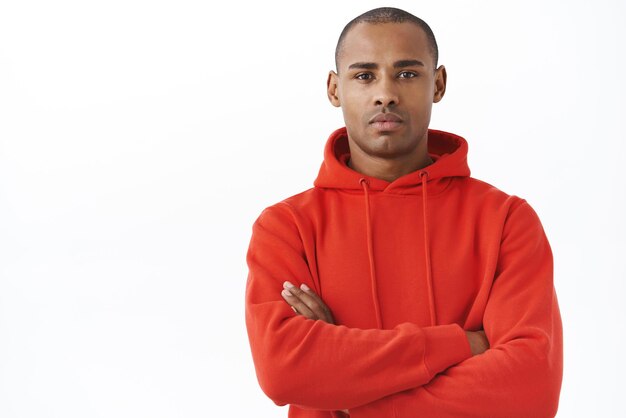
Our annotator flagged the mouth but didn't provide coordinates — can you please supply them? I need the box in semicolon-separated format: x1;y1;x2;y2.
369;113;403;132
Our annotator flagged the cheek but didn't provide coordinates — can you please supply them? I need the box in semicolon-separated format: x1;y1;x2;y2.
339;84;367;107
408;105;433;131
339;95;365;124
407;93;434;117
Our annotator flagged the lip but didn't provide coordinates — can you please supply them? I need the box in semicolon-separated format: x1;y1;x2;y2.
369;113;403;123
369;113;403;131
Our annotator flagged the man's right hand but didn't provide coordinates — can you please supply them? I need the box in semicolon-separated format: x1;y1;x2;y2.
465;330;489;355
281;280;489;357
281;281;335;324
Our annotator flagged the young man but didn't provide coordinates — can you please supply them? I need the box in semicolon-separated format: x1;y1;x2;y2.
245;7;562;418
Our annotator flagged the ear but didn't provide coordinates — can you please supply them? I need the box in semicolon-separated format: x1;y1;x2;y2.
327;70;341;107
433;65;447;103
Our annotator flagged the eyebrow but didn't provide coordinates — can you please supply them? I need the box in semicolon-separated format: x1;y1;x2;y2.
347;59;425;70
394;59;425;68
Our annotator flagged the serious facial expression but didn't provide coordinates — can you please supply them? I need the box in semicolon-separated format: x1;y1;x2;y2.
328;22;446;161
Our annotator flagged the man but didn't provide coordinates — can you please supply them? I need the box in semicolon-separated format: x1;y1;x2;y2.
245;7;562;418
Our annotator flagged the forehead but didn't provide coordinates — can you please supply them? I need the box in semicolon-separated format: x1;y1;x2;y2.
338;22;433;71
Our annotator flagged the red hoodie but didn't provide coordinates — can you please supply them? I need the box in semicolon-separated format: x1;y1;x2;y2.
245;128;563;418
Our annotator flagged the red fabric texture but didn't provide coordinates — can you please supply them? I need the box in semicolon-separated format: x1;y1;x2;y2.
245;127;563;417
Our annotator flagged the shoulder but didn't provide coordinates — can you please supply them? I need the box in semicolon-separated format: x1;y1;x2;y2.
453;177;549;236
253;187;319;229
466;177;546;238
452;176;527;211
467;177;542;221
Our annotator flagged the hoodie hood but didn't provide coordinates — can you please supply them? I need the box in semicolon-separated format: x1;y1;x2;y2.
314;127;471;192
313;127;472;328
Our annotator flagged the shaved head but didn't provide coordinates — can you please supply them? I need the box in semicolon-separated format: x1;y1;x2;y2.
335;7;439;71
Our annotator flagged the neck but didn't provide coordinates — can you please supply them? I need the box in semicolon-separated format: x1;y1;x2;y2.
347;142;433;183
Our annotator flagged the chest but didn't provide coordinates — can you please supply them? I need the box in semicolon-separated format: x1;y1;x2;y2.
310;193;502;329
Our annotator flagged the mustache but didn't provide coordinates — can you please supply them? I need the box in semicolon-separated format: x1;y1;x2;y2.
368;111;404;124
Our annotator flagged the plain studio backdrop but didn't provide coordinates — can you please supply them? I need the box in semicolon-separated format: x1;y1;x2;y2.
0;0;624;416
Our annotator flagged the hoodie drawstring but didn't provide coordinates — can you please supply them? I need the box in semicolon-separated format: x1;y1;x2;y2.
420;171;437;326
359;178;383;329
359;173;437;330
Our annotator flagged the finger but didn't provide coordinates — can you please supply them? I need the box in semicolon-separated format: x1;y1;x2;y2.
286;283;324;315
479;330;490;349
281;287;317;319
284;282;331;323
473;330;489;352
300;284;335;323
281;288;314;317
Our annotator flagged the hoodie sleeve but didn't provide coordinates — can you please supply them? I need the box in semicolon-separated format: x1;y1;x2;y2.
245;203;472;411
348;200;563;418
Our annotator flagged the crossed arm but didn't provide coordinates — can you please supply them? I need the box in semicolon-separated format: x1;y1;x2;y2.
281;281;490;416
281;281;490;356
246;201;563;417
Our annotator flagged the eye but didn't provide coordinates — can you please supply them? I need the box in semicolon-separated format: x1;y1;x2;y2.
355;73;374;81
398;71;417;79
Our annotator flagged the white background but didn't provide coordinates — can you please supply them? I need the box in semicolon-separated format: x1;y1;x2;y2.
1;0;624;416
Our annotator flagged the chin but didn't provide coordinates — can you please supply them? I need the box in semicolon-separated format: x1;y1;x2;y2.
367;141;417;159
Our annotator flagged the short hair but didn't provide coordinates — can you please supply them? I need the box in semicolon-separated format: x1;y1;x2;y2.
335;7;439;71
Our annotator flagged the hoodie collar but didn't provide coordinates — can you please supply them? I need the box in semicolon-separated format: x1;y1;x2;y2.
314;127;471;195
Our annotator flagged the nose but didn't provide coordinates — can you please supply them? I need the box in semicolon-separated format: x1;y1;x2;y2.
374;78;399;107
